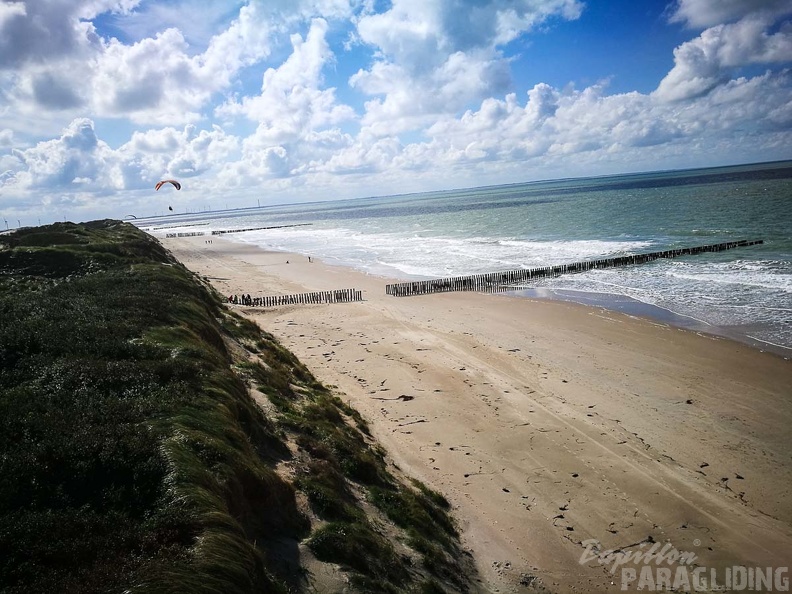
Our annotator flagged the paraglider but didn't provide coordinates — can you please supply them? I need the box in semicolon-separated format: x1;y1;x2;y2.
155;179;181;191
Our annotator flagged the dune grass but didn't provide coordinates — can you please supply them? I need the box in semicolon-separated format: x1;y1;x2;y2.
0;221;477;593
0;222;303;593
240;327;474;591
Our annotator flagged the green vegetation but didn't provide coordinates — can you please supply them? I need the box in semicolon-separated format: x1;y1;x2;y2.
243;329;473;591
0;221;477;593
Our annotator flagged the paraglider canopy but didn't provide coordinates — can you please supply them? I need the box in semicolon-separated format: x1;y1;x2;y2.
155;179;181;191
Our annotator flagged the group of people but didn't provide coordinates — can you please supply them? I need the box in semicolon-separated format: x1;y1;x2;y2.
228;294;261;306
226;255;317;307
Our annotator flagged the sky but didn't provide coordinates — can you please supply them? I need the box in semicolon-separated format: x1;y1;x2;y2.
1;0;791;224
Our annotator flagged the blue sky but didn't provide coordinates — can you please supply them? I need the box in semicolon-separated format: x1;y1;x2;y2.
1;0;791;223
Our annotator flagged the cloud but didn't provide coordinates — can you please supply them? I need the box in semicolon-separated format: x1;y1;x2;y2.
350;0;584;133
80;0;143;18
0;1;143;70
117;123;239;187
656;11;792;101
91;29;204;120
0;129;14;148
216;19;355;180
202;2;276;75
1;1;278;126
670;0;792;28
8;66;791;217
399;68;791;175
264;0;356;23
217;19;353;131
107;1;246;48
1;0;791;221
315;135;402;174
9;118;238;197
0;2;26;30
11;119;117;190
356;0;583;66
350;49;512;135
89;3;279;123
0;1;91;69
31;72;84;110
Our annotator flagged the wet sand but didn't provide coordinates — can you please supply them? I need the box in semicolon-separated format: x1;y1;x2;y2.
163;234;792;593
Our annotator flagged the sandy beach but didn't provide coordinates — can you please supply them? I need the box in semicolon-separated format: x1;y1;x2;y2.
163;235;792;593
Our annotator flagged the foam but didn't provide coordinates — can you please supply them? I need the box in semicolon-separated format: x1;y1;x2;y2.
165;207;791;351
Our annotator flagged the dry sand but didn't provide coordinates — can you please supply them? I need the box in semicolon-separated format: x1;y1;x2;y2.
163;235;792;593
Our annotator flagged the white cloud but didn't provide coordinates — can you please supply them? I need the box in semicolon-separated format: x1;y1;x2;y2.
356;0;583;64
656;12;792;101
8;118;238;199
88;2;279;124
400;69;791;175
0;2;26;28
92;30;198;119
0;1;143;70
0;0;791;222
218;19;353;131
202;2;275;75
107;0;354;49
78;0;142;19
117;124;239;188
0;129;13;148
265;0;356;23
670;0;792;28
351;49;512;135
107;1;246;49
351;0;583;133
1;1;278;127
216;19;355;180
315;135;402;174
0;1;98;70
11;119;118;191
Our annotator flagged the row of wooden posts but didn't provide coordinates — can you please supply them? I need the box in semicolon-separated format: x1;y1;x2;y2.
165;223;312;238
151;222;209;231
166;231;205;237
228;239;762;307
211;223;312;236
240;289;363;307
384;239;764;297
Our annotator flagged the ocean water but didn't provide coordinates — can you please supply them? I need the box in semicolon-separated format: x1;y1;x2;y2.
144;161;792;356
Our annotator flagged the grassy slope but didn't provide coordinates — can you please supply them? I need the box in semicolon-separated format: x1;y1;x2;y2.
0;221;477;593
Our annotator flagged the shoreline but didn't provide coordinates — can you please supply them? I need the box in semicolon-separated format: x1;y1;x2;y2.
197;234;791;359
162;234;792;593
510;287;792;359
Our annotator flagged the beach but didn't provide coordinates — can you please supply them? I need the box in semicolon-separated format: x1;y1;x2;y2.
164;234;792;593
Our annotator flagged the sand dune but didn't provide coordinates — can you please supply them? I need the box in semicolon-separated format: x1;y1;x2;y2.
164;235;792;593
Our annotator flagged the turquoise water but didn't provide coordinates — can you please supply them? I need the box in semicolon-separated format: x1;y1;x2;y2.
144;161;792;355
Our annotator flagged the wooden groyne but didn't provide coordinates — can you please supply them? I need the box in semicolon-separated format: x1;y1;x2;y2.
165;231;206;237
148;222;210;231
165;223;312;238
211;223;312;236
232;288;363;308
385;239;763;297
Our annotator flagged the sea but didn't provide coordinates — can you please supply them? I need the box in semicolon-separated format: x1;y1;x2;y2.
141;161;792;357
